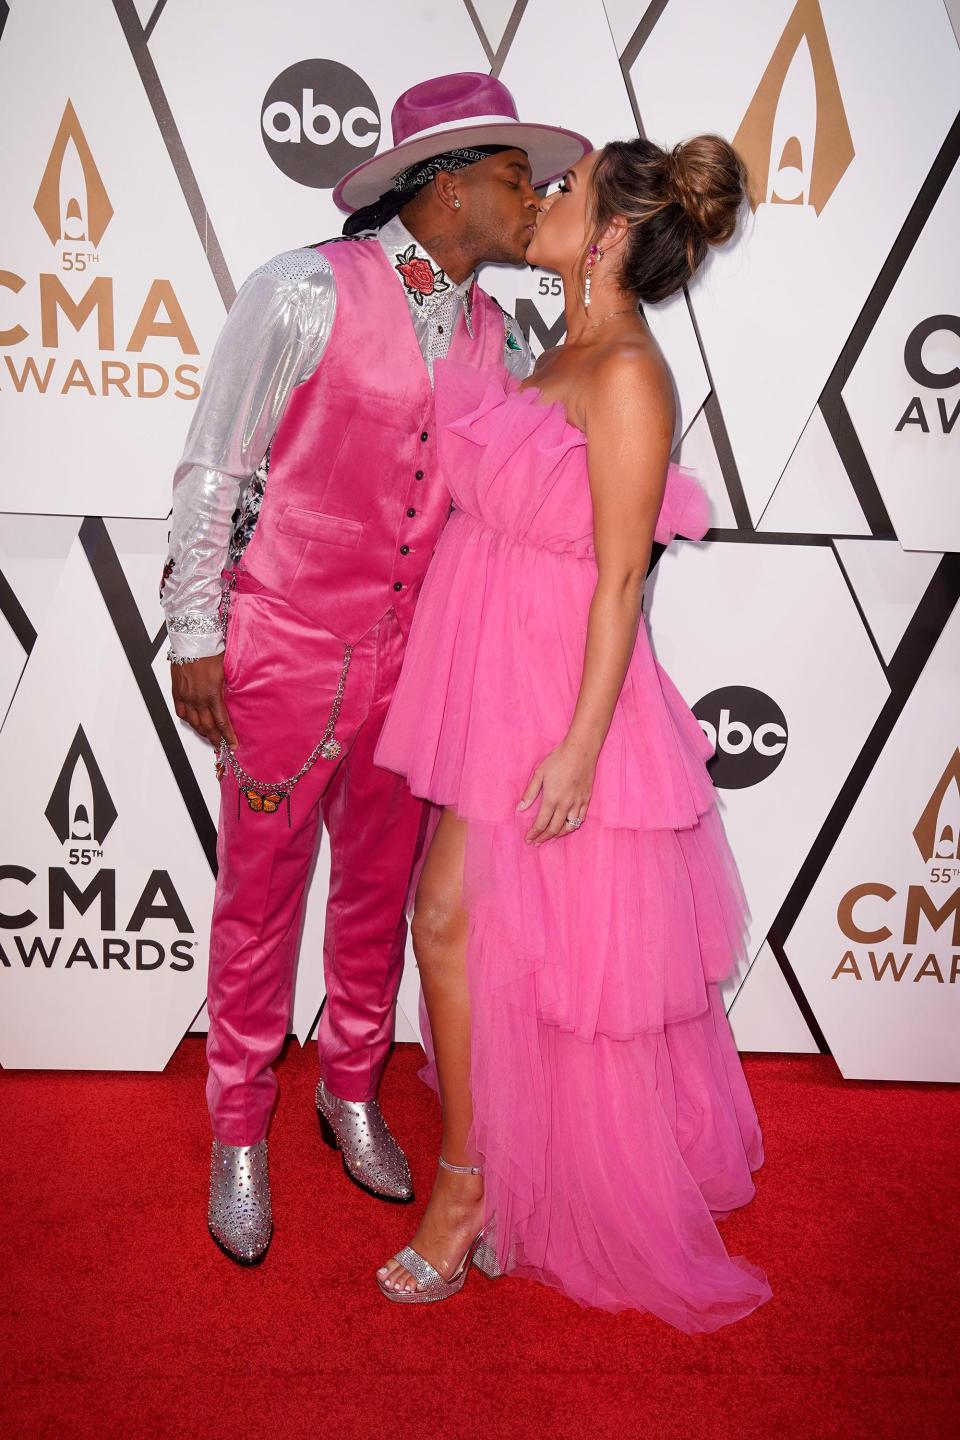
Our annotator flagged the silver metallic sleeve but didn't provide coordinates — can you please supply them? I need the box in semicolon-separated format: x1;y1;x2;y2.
162;250;337;660
502;309;535;380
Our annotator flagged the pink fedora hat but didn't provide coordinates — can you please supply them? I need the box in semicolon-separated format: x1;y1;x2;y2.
333;71;591;212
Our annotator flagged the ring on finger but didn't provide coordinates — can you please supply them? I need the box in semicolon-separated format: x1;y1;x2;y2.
564;815;583;829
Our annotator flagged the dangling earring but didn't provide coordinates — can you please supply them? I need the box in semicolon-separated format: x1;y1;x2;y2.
584;243;602;307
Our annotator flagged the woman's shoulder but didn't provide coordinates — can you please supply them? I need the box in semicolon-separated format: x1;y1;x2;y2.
591;328;670;392
585;331;674;435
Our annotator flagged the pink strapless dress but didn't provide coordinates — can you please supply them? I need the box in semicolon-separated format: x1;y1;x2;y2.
375;360;771;1331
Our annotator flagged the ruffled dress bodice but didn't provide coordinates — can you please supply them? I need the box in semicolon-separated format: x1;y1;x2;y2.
440;363;710;557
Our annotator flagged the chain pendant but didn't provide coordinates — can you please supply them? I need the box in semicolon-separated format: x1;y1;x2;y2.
215;642;353;820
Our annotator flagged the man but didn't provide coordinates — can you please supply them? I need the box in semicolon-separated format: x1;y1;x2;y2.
162;71;589;1264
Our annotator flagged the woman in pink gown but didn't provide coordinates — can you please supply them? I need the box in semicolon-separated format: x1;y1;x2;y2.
373;134;771;1330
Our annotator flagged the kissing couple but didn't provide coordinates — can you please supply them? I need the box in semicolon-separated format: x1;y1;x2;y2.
163;70;770;1332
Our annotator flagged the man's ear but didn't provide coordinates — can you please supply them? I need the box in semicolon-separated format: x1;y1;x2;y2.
433;169;462;213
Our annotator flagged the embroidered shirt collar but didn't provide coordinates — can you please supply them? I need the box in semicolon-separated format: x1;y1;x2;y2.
378;216;475;334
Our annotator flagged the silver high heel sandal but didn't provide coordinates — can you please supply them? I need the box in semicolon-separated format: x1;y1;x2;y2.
376;1156;501;1304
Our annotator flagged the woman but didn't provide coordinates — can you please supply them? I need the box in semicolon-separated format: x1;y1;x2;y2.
373;135;771;1331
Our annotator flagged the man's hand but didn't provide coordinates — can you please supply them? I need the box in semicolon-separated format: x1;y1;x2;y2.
171;654;238;749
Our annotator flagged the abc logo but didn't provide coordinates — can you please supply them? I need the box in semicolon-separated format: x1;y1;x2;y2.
693;686;788;790
261;59;380;189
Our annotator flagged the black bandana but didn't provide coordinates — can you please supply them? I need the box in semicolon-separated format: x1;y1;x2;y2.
342;145;513;236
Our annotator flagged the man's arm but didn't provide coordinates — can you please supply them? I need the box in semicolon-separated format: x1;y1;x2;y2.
163;248;336;746
502;308;535;380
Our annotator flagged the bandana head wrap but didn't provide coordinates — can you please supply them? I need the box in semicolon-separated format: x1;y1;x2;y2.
342;145;514;235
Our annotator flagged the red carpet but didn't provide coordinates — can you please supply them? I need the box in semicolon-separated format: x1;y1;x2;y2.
1;1040;958;1440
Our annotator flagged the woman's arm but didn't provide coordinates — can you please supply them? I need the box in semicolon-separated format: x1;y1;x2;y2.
519;346;674;844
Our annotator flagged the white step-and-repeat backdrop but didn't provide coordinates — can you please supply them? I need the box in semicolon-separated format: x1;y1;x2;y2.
1;0;958;1081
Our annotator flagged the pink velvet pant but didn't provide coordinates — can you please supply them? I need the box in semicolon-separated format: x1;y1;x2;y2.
206;587;425;1145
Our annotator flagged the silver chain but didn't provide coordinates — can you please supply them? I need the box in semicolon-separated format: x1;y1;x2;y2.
218;643;353;796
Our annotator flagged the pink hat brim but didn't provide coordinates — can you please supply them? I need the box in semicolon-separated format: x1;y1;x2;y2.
332;120;592;212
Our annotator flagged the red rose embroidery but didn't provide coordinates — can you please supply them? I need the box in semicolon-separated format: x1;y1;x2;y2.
394;244;449;305
398;257;436;296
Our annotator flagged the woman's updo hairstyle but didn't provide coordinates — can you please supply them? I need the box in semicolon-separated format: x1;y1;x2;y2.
588;135;746;305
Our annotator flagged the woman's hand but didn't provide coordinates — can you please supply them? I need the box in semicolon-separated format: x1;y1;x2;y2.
517;737;598;845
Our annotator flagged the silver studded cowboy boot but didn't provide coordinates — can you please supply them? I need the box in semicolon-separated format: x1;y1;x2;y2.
208;1138;273;1265
315;1079;414;1203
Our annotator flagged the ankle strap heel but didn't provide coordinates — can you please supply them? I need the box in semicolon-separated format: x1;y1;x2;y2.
436;1158;502;1277
376;1158;503;1304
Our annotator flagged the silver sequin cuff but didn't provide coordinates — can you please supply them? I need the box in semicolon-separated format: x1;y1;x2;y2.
168;613;224;634
166;612;226;662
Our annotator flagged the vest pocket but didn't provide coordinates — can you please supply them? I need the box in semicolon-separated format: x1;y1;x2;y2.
277;507;364;548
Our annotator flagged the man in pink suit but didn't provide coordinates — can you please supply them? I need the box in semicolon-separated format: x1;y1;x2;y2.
161;71;590;1263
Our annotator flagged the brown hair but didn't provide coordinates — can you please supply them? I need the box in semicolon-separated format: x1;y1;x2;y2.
587;135;747;305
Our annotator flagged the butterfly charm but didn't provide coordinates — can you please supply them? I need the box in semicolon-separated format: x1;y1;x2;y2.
244;788;284;814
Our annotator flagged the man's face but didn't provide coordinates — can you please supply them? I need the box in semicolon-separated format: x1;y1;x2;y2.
456;149;540;264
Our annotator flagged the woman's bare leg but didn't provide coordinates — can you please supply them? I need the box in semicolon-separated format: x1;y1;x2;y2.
378;807;484;1292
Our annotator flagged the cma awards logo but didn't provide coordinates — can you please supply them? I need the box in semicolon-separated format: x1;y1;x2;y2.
45;726;117;848
894;315;960;438
0;100;201;401
733;0;854;215
34;99;114;249
833;750;960;985
0;726;195;974
693;687;788;789
261;59;380;188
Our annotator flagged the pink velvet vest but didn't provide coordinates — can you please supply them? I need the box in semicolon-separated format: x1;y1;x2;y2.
239;238;506;643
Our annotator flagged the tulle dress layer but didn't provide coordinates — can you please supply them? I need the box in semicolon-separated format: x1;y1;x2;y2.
375;360;771;1331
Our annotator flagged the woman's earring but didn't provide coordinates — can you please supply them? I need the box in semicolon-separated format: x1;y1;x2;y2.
453;198;462;209
584;244;602;307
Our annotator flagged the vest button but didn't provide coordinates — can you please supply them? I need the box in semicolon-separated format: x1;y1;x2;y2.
407;507;416;518
400;544;410;555
394;581;403;591
415;469;424;480
420;431;428;442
